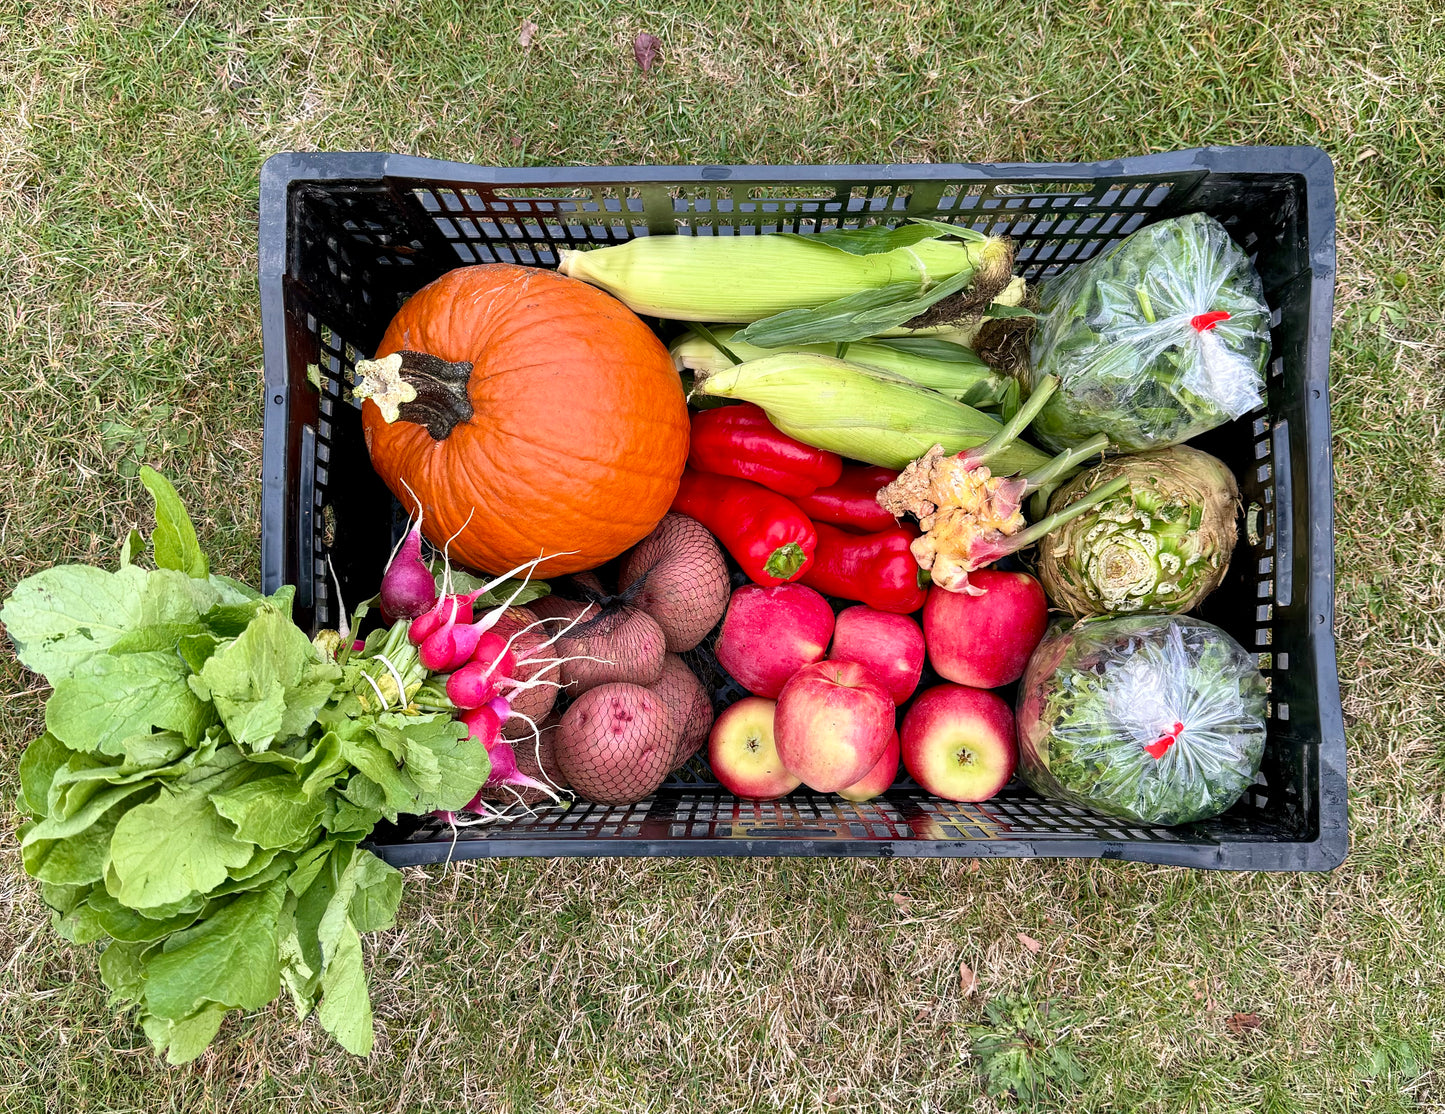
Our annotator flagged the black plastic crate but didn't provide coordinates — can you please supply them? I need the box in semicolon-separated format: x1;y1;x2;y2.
258;148;1345;871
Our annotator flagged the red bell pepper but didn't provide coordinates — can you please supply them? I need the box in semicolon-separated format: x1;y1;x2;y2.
794;464;901;533
800;521;928;614
671;469;817;586
687;403;843;498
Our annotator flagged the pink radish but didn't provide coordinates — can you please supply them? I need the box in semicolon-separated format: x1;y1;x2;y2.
446;659;502;709
456;703;558;804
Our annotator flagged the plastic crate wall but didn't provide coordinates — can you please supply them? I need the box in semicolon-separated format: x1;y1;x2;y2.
258;150;1345;870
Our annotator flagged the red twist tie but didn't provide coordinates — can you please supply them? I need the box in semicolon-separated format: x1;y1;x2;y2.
1144;721;1185;760
1191;310;1231;332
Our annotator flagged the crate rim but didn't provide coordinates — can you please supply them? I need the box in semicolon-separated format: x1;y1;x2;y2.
257;146;1346;872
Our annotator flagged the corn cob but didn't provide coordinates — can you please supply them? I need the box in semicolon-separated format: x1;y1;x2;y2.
557;231;1013;323
692;353;1051;474
671;327;1009;408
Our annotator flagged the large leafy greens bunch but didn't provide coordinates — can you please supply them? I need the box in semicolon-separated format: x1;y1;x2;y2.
1;470;487;1063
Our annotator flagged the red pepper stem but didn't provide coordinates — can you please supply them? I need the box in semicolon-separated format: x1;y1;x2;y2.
1022;432;1110;493
964;374;1059;468
916;568;932;588
763;542;808;580
1005;476;1131;551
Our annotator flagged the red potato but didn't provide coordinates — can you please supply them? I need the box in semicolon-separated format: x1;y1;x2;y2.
837;730;899;803
900;684;1016;802
530;596;667;695
648;653;713;769
922;570;1048;690
774;659;895;792
620;513;731;652
827;606;925;705
554;683;675;805
715;583;834;698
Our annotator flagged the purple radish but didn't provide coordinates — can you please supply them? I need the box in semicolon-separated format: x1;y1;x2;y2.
379;516;438;623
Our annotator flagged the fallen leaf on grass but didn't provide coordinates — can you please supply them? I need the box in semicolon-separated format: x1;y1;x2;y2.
889;892;912;912
518;18;538;47
1226;1012;1262;1035
633;32;661;72
1017;933;1043;954
960;962;979;997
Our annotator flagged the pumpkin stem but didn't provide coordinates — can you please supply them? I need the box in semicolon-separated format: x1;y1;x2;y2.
354;350;474;439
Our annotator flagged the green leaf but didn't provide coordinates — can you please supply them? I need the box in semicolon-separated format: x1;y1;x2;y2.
336;737;414;817
287;841;338;899
143;878;286;1020
348;851;403;934
119;530;146;568
23;779;155;846
315;918;373;1055
393;716;487;814
778;217;984;256
142;1003;229;1065
983;301;1037;319
297;733;350;797
429;564;551;609
53;896;112;944
18;732;71;818
195;605;341;750
202;584;296;638
207;575;262;605
39;879;93;917
47;651;215;756
327;797;383;839
292;844;356;974
738;261;982;348
84;886;206;943
109;786;257;910
0;564;213;682
22;796;133;885
211;774;328;851
99;940;155;1006
139;466;209;579
108;622;209;655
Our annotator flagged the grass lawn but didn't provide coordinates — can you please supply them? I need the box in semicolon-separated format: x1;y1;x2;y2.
1;1;1443;1110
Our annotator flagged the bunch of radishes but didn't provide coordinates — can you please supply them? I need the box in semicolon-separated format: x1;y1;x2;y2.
378;513;598;815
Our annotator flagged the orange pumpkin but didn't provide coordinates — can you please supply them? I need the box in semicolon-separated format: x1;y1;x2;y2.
356;264;689;577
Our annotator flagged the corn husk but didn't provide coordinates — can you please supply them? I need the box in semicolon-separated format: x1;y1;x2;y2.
693;353;1051;474
876;276;1029;343
670;327;1010;408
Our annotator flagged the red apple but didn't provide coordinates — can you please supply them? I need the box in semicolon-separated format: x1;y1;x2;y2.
708;696;799;800
900;683;1016;802
923;570;1048;689
715;583;834;698
827;606;925;705
774;660;895;792
837;730;899;803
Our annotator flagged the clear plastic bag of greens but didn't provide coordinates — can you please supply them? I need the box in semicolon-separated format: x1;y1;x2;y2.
1016;614;1268;826
1026;212;1270;453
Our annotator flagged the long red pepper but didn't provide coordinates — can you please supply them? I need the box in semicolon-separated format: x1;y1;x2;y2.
670;469;817;586
687;403;843;498
800;521;928;614
794;464;901;533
